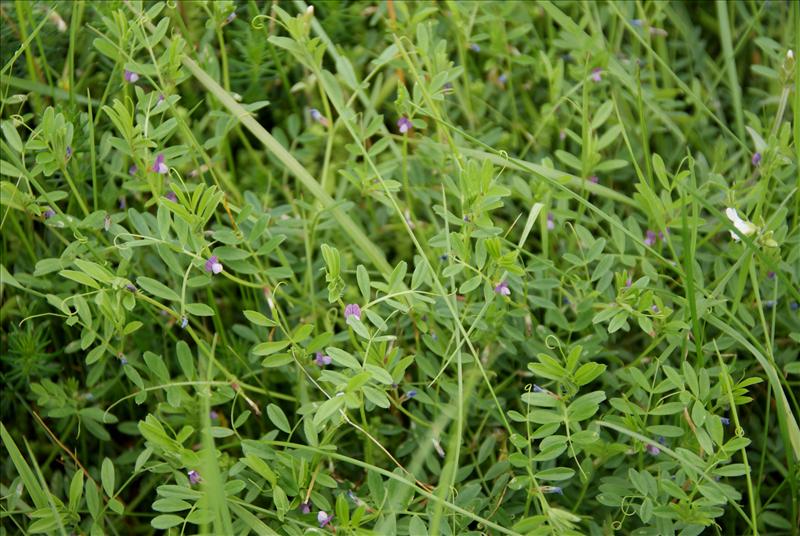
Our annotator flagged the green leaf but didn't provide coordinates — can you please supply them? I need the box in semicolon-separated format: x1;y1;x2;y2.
185;303;214;316
243;310;277;327
252;340;290;356
60;269;99;289
151;514;184;529
136;276;180;302
266;404;291;434
326;347;361;370
314;396;345;427
535;467;575;481
101;458;115;497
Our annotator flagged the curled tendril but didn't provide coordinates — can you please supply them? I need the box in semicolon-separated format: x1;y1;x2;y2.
735;426;745;437
165;0;177;9
251;14;271;30
524;383;532;393
544;333;560;350
619;495;640;516
611;520;623;530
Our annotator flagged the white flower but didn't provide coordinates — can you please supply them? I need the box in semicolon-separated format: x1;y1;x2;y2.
725;208;758;241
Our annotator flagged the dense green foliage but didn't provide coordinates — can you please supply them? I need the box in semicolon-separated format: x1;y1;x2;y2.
1;1;799;535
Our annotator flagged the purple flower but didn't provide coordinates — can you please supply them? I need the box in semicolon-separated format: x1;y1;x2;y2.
317;510;333;528
344;303;361;321
647;436;666;456
152;153;168;174
128;164;138;175
543;486;563;494
124;70;139;83
591;68;603;82
651;304;659;313
547;212;555;230
791;301;798;311
406;390;417;398
188;470;201;484
309;108;329;127
625;276;632;288
225;11;237;24
765;300;776;309
533;384;545;393
157;93;165;104
118;197;127;209
752;152;761;166
119;354;128;365
314;352;332;367
210;410;219;420
299;502;311;514
720;416;730;426
397;116;412;134
125;284;137;293
180;316;188;329
43;208;55;219
65;145;72;159
165;191;177;202
498;73;508;84
494;280;511;296
767;271;776;279
632;19;644;27
644;229;657;246
588;175;599;184
469;43;481;52
205;255;223;275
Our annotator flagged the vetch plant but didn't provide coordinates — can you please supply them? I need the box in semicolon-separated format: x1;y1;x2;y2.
1;2;798;536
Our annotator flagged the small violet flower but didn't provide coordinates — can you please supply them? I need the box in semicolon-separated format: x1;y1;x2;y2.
317;510;333;528
547;212;555;230
128;164;138;175
165;191;177;202
43;208;56;219
644;229;657;246
300;502;311;514
180;316;188;329
152;153;168;174
188;470;201;484
397;116;412;134
588;175;599;184
469;43;481;52
720;416;730;426
790;301;798;311
205;255;223;275
309;108;329;127
533;384;545;393
120;356;128;365
542;486;563;494
65;145;72;159
767;271;776;279
591;67;603;82
765;300;776;309
344;303;361;321
210;410;219;420
119;197;127;209
498;73;508;85
494;280;511;296
724;207;758;242
124;70;139;83
225;11;237;24
314;352;332;367
125;284;137;293
751;152;761;166
406;389;417;399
